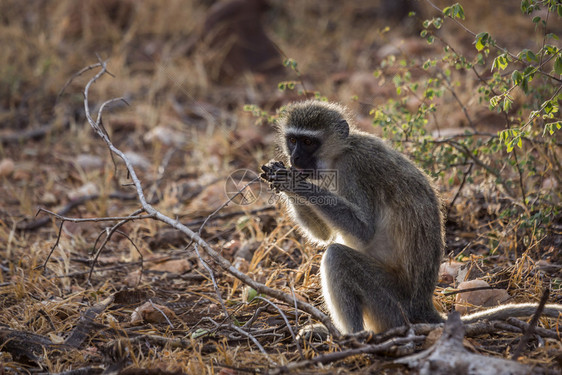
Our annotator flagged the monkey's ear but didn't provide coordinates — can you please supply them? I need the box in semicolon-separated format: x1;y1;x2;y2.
336;119;350;138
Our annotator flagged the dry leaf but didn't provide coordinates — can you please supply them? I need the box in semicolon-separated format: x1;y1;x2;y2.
218;368;238;375
148;259;191;274
48;333;65;345
233;257;250;274
438;261;465;284
124;270;142;287
131;301;175;324
186;181;225;213
422;327;444;349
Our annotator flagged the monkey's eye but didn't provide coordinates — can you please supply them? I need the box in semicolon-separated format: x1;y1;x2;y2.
303;138;313;146
289;137;297;144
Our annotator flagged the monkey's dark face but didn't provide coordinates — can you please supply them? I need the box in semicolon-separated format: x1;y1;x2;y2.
286;133;321;171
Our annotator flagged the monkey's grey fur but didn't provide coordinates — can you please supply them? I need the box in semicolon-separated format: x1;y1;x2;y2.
261;100;562;335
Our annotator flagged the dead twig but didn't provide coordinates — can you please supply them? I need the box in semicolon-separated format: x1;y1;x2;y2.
446;162;473;219
254;295;304;360
507;317;561;340
270;334;425;374
80;59;338;337
88;209;146;284
190;176;262;320
396;312;547;375
18;193;138;231
42;59;339;362
512;288;551;360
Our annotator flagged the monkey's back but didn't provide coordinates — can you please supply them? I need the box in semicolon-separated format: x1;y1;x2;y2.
338;132;444;299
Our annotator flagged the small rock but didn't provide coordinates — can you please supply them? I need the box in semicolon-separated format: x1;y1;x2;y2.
377;43;401;59
40;192;58;205
67;182;99;200
143;125;185;146
75;154;104;171
0;158;15;177
541;177;558;190
124;151;151;170
455;279;510;314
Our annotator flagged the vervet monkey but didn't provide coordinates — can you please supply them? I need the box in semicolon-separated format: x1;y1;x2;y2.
261;100;562;335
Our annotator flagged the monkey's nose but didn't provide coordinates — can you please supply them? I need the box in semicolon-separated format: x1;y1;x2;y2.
290;155;300;167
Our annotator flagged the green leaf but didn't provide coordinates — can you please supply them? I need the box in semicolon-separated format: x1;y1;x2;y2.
544;44;558;54
476;53;485;65
518;49;538;62
443;3;465;20
503;96;513;112
521;0;530;14
511;70;522;85
191;328;210;339
474;32;489;52
246;287;258;302
554;56;562;75
490;95;501;108
492;54;509;71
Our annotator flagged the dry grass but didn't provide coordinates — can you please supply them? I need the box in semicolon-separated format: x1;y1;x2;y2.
0;0;560;374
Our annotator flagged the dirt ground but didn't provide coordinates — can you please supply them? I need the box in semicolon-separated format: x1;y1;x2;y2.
0;0;561;374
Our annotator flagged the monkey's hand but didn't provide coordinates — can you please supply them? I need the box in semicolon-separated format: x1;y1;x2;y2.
261;160;308;193
261;161;289;192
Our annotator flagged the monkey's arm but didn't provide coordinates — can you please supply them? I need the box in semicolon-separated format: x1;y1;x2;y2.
261;162;373;244
286;199;334;242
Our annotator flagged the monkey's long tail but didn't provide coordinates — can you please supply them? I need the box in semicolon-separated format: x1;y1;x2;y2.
459;303;562;323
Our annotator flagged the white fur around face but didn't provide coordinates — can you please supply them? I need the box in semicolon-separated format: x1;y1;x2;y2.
284;128;324;138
